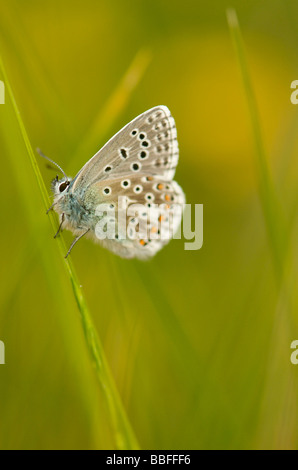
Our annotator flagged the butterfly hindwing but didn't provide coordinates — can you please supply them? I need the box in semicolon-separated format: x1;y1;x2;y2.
89;175;185;259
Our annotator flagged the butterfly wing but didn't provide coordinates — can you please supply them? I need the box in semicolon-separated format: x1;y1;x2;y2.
70;105;184;259
89;174;185;259
71;106;179;192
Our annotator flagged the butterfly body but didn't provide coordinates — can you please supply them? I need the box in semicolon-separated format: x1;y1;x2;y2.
53;181;100;232
50;106;185;259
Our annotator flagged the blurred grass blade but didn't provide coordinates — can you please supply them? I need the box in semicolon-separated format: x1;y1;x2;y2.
0;6;74;137
72;48;152;167
226;8;288;282
0;53;139;450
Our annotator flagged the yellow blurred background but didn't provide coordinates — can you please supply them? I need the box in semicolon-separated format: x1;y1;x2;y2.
0;0;298;449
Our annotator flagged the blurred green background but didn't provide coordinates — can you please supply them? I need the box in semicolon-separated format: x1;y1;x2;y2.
1;0;298;450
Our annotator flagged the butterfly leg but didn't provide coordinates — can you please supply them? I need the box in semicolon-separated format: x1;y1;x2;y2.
64;228;90;259
54;213;65;239
46;201;57;214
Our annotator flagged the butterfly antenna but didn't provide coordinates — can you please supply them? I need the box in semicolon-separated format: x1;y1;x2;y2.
36;148;68;179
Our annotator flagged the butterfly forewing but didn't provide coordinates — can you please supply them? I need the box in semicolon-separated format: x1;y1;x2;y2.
71;106;179;192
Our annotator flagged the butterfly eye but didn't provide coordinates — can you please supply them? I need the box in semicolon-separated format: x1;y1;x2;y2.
59;181;69;192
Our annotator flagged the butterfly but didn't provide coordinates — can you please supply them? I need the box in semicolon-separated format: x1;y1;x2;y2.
41;106;185;259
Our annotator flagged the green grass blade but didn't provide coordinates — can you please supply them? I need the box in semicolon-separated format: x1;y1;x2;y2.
0;6;73;137
0;53;139;450
226;8;288;282
226;8;298;448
